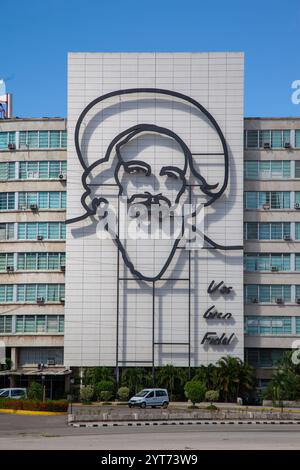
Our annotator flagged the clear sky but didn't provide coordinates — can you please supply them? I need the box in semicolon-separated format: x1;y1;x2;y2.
1;0;300;118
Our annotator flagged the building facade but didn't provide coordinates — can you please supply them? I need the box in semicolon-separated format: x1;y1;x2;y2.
244;118;300;386
0;54;299;396
64;52;244;371
0;118;69;398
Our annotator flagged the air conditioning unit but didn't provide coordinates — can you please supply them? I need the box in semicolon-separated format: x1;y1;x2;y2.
276;298;283;305
296;298;300;305
263;142;271;149
271;266;279;272
37;235;44;241
58;173;66;181
6;266;14;273
60;297;65;304
7;143;16;150
252;298;258;303
36;297;45;305
284;142;291;149
60;264;66;272
283;234;291;241
295;203;300;210
47;358;56;366
30;204;38;211
263;203;270;210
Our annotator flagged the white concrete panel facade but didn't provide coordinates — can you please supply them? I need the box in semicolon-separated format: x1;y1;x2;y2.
64;52;244;368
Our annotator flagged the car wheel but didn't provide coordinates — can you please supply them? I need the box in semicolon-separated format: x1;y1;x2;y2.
128;404;132;408
140;402;146;409
162;402;169;408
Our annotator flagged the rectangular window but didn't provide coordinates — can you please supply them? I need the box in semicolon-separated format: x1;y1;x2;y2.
295;161;300;178
244;254;290;272
296;130;300;148
245;192;290;210
0;162;16;180
246;130;259;148
0;253;14;271
245;285;291;303
19;130;67;149
0;132;16;150
296;255;300;271
0;285;14;302
245;222;290;240
0;316;12;334
296;223;300;240
245;316;292;335
17;222;66;240
0;193;15;210
0;223;14;241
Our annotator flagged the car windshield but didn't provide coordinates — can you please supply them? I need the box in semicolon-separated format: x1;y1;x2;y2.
135;390;150;397
0;390;9;397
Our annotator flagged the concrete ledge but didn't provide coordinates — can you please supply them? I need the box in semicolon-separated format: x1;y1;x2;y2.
71;420;300;428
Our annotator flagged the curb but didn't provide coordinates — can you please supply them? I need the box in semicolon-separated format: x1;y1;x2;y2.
70;420;300;428
0;409;67;416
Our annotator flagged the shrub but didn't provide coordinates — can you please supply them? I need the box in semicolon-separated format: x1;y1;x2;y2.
80;385;94;403
184;380;206;406
95;380;115;401
118;386;130;401
0;399;68;412
28;382;43;401
99;390;113;401
205;390;219;403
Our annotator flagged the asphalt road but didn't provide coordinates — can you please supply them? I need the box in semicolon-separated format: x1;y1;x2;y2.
1;414;300;449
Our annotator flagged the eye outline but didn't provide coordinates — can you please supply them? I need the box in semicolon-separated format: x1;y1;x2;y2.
159;165;184;180
123;160;151;176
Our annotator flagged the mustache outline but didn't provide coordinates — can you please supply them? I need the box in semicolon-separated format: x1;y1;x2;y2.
127;191;172;208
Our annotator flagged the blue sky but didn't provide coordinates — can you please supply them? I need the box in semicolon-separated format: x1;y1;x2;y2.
1;0;300;118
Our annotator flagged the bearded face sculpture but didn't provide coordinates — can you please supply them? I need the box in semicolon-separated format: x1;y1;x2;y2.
66;89;241;281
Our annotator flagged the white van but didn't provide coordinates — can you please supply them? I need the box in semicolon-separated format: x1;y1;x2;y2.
0;388;27;399
128;388;169;408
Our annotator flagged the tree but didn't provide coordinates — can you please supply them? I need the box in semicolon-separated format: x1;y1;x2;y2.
264;368;300;401
193;364;218;390
94;380;115;401
121;368;151;394
80;385;94;403
205;390;219;404
83;367;115;386
156;365;184;400
118;386;130;401
184;381;206;406
215;356;255;402
28;382;43;401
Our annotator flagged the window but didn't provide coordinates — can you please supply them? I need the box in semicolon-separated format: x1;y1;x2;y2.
245;316;292;335
17;222;66;240
296;255;300;271
0;253;14;271
0;132;16;150
0;162;16;180
0;223;14;241
296;318;300;335
0;316;12;333
296;130;300;148
19;161;67;180
0;193;15;210
245;284;291;303
0;285;14;302
296;286;300;300
245;130;291;149
295;192;300;205
244;254;291;272
18;192;66;210
296;223;300;241
16;284;65;302
19;130;67;149
244;222;290;241
244;161;291;180
245;192;290;209
17;253;65;271
295;161;300;178
245;348;287;368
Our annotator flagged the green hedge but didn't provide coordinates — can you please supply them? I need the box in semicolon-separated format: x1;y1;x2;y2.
0;398;68;412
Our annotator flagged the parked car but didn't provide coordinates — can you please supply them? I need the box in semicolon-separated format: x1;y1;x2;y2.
0;388;27;399
128;388;169;408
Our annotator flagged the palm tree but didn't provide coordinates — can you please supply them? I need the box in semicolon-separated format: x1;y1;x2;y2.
216;356;255;402
156;364;182;400
193;364;218;390
121;368;150;394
